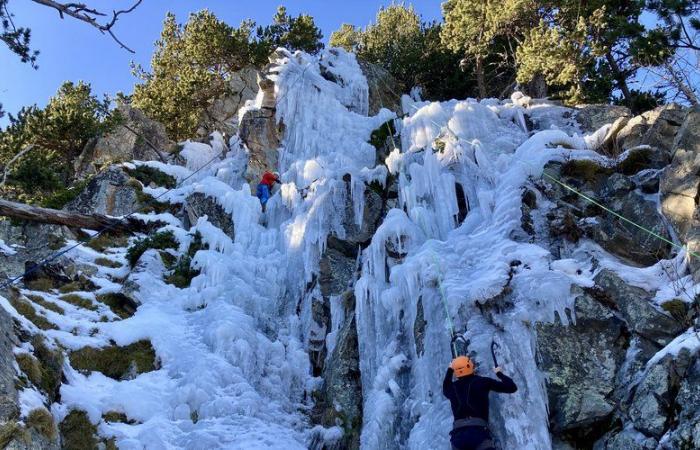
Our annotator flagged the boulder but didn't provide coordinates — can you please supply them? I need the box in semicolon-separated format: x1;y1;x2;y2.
75;105;172;177
0;221;74;282
536;290;627;433
584;190;672;266
184;192;234;240
659;107;700;279
65;166;141;217
575;104;631;133
627;356;676;438
593;427;658;450
663;353;700;449
615;104;685;156
660;106;700;237
199;67;258;137
594;270;684;346
359;60;402;116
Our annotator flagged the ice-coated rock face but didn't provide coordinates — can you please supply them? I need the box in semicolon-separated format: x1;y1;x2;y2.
1;46;700;450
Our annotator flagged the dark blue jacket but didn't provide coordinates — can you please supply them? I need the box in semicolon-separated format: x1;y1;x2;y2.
443;368;517;422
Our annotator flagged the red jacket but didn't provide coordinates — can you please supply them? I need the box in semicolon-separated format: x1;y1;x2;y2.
261;172;279;187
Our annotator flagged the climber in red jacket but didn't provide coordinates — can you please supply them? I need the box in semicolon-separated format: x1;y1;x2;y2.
256;171;281;211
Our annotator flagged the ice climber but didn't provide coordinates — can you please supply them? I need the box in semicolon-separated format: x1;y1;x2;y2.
256;171;281;211
443;356;518;450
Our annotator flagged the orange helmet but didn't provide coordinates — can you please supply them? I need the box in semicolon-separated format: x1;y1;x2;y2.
451;356;475;377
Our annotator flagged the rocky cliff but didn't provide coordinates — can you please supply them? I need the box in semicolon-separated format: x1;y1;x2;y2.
0;49;698;450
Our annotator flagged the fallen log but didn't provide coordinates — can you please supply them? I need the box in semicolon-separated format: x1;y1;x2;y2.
0;198;140;232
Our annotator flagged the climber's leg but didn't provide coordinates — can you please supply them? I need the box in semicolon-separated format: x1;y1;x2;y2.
450;426;494;450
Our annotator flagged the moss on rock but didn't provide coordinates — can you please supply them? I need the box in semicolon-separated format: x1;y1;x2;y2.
103;411;136;425
0;422;29;448
24;278;55;292
8;297;57;330
60;294;97;311
85;232;129;252
94;257;122;268
96;293;138;319
57;276;97;294
31;336;64;403
69;340;157;380
26;294;65;315
560;159;612;184
59;410;98;450
661;298;690;325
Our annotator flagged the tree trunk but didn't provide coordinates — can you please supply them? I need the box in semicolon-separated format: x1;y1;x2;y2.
527;73;548;99
0;199;140;232
605;52;632;104
476;55;487;99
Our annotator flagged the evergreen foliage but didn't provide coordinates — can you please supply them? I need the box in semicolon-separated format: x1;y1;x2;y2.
0;81;119;202
132;8;323;140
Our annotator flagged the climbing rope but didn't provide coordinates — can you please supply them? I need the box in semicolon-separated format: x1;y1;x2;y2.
391;93;700;261
0;56;319;292
0;149;228;291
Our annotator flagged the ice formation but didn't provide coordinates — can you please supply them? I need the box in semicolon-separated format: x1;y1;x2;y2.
1;47;698;450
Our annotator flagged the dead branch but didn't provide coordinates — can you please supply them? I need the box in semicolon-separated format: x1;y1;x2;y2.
29;0;142;53
0;144;35;188
0;198;141;232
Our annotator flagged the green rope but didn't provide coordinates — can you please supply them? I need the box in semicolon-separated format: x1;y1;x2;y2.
398;99;699;262
430;251;459;357
540;170;700;259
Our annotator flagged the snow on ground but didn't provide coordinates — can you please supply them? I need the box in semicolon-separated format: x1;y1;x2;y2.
1;47;696;449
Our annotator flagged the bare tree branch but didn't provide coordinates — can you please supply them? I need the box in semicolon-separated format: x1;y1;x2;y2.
0;144;35;188
29;0;142;53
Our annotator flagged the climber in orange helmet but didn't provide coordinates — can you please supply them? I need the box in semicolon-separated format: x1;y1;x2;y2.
443;356;517;450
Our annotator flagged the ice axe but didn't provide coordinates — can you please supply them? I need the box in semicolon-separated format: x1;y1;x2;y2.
491;339;500;368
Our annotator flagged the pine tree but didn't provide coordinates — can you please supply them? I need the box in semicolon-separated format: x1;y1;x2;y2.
131;11;260;140
256;6;324;55
441;0;536;98
329;24;361;52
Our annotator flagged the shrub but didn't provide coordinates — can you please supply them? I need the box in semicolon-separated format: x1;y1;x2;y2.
126;165;176;188
25;408;56;440
59;410;98;450
164;232;206;288
126;230;178;267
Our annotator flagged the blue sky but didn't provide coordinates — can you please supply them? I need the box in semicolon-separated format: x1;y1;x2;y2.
0;1;442;125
